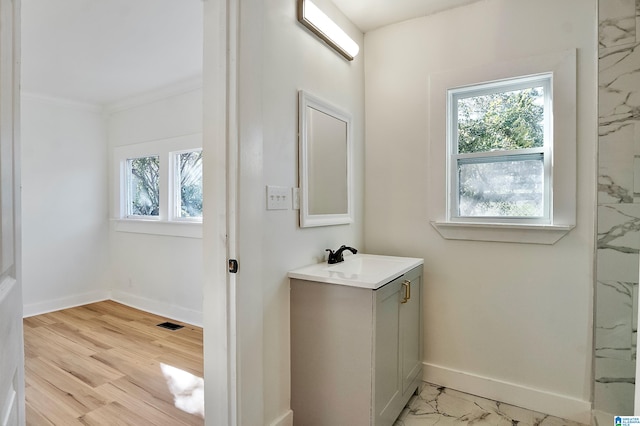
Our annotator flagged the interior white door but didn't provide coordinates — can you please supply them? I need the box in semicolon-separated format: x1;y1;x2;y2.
0;0;22;425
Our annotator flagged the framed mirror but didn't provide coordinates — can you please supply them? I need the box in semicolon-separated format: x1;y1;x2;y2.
298;90;353;227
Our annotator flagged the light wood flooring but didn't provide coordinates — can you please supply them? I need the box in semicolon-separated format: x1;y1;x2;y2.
23;300;204;425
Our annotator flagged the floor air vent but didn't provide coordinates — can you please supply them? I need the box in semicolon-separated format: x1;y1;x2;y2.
157;322;184;331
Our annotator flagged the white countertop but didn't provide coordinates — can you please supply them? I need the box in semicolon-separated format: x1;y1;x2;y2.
287;253;424;289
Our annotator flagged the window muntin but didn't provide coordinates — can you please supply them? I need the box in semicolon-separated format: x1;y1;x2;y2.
175;150;203;219
448;74;552;223
127;155;160;217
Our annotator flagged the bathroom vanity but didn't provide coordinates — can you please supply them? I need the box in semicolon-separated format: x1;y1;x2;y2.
288;254;423;426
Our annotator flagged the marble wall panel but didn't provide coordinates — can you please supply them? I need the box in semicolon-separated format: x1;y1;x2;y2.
596;280;634;360
599;44;640;127
599;124;635;203
594;410;613;426
597;0;640;417
597;204;640;254
633;156;640;200
637;0;640;49
633;283;638;362
600;0;636;48
597;248;639;285
594;356;635;415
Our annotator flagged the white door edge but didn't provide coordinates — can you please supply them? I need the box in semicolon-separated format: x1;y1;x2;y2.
202;0;239;424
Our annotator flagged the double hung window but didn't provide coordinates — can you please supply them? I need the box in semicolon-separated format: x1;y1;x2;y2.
448;75;551;224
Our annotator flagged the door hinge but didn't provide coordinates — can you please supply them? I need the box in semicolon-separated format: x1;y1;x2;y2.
228;259;239;274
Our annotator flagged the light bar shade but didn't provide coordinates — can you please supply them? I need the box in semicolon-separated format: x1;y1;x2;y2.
297;0;360;61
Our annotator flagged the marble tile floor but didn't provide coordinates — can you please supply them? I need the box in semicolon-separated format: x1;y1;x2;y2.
393;383;587;426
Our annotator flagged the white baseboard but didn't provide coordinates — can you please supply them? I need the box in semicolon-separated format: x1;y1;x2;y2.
269;410;293;426
423;362;591;424
24;289;203;327
23;290;110;318
110;289;203;327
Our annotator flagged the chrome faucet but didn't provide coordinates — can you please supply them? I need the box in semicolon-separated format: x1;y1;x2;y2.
326;245;358;264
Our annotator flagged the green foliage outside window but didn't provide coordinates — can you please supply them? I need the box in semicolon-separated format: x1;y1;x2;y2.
129;156;160;216
457;87;544;154
178;151;203;218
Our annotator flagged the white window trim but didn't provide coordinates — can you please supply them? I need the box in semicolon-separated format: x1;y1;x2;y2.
428;50;576;244
112;133;203;238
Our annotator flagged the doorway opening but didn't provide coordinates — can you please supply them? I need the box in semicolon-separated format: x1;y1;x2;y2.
19;0;210;423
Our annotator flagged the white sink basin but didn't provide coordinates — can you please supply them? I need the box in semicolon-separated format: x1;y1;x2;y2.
326;256;408;275
288;254;423;289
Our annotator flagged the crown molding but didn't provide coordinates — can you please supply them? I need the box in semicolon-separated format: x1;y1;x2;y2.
21;92;103;113
105;76;203;115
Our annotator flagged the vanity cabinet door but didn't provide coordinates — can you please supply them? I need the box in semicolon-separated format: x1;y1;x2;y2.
400;266;422;394
374;266;423;426
374;277;403;426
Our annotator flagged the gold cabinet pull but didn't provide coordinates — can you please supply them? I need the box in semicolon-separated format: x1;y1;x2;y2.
401;280;411;303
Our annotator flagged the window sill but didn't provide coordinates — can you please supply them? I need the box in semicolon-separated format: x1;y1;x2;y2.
431;221;574;245
112;219;202;239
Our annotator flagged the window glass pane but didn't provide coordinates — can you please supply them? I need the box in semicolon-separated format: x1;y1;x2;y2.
457;86;545;154
128;156;160;216
177;151;203;218
458;155;544;217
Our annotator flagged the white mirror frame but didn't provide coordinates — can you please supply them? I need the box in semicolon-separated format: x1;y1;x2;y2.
298;90;353;227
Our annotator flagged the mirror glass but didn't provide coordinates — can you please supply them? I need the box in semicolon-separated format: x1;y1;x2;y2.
299;90;352;227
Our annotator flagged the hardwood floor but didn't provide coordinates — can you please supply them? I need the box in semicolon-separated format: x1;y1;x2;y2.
23;301;204;425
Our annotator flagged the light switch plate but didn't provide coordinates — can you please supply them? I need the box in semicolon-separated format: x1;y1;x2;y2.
266;185;290;210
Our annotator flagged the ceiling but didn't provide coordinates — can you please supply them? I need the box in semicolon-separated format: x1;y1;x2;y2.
332;0;482;33
21;0;481;105
21;0;203;105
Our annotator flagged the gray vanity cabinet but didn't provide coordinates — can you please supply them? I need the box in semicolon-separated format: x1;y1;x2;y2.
290;265;423;426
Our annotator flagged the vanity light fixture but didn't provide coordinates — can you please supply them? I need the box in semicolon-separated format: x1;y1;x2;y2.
297;0;360;61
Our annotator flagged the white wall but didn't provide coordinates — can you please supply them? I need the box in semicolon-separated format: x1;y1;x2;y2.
21;86;204;326
259;0;365;423
364;0;596;422
21;95;110;315
107;88;204;325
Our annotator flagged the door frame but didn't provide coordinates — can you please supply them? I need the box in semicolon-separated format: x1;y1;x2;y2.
202;0;237;423
203;0;265;424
